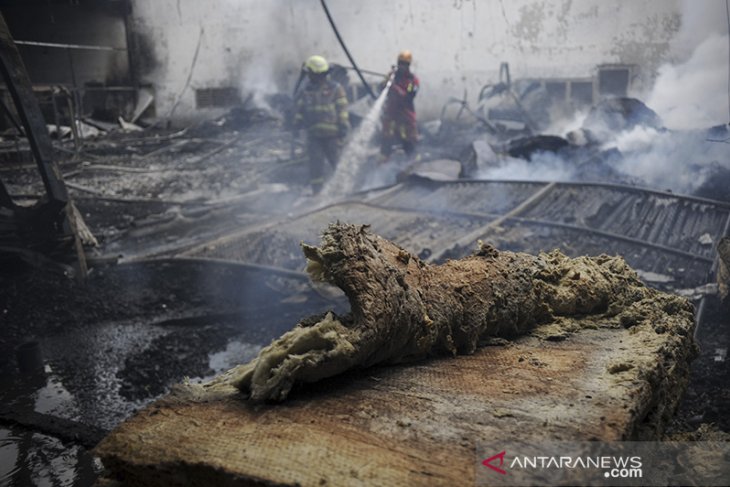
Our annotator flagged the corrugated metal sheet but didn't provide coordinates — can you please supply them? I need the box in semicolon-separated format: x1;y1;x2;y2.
180;178;730;290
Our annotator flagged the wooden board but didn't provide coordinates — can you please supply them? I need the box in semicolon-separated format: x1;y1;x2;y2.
95;316;695;487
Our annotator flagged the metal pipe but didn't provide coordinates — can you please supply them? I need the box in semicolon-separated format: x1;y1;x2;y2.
14;40;124;52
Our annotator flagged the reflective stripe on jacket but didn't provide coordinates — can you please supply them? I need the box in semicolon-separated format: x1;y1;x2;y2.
383;71;419;124
294;79;349;138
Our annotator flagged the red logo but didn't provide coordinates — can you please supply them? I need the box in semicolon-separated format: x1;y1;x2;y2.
482;451;507;475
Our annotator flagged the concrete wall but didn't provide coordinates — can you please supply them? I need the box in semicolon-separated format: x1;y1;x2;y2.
128;0;684;122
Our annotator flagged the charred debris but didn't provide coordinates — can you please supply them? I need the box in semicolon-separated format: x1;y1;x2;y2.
2;62;728;272
0;5;729;485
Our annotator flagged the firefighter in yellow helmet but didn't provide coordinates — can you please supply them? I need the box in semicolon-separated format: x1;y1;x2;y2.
293;55;350;194
380;50;419;162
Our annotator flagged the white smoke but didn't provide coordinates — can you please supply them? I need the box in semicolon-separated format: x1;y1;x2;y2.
239;51;285;111
644;0;729;129
611;1;730;192
647;34;729;130
216;0;303;112
609;126;727;194
669;0;729;60
545;110;588;139
475;2;730;196
478;153;576;182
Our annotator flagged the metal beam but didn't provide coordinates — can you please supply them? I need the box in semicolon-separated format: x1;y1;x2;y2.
13;40;125;52
0;13;87;278
0;14;68;204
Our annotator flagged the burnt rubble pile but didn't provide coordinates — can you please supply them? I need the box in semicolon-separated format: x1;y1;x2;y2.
1;73;729;464
436;96;728;203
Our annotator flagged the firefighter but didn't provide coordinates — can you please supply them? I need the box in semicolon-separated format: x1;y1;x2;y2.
293;55;350;194
380;50;420;162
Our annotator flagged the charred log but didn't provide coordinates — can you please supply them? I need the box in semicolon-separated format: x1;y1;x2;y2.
228;223;693;401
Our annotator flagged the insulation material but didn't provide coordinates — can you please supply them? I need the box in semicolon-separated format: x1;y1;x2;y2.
228;223;694;401
96;224;698;486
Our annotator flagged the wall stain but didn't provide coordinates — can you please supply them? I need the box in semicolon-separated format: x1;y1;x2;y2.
497;0;511;28
610;11;680;75
512;2;546;44
555;0;573;39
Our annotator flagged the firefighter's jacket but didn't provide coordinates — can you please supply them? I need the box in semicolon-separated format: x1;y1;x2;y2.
382;70;419;127
294;79;350;138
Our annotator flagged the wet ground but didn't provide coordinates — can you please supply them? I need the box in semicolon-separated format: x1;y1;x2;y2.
0;115;351;486
670;297;730;433
0;426;100;486
1;112;729;485
1;259;348;485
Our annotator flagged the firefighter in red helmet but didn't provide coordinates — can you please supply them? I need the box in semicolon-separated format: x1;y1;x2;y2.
379;50;419;162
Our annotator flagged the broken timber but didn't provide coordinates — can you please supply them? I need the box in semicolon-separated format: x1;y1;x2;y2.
0;16;67;203
0;13;87;277
97;223;698;486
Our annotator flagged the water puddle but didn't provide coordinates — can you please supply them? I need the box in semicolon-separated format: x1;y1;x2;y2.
36;321;171;430
0;427;101;487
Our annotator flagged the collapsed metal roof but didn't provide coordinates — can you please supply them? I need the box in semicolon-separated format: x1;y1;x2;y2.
171;178;729;294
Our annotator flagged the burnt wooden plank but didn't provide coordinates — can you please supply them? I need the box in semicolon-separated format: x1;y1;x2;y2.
96;311;696;486
0;13;68;204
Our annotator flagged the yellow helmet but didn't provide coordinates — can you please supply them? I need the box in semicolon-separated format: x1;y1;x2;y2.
305;55;329;74
397;50;412;64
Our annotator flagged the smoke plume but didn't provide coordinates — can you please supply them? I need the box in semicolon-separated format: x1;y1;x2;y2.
477;2;730;197
647;34;729;130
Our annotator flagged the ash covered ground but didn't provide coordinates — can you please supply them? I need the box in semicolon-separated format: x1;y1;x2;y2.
1;95;729;484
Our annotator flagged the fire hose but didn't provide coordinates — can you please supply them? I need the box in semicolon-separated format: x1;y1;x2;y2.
319;0;377;100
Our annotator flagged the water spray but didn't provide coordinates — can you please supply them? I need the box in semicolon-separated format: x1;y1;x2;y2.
290;64;307;159
319;72;394;202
